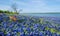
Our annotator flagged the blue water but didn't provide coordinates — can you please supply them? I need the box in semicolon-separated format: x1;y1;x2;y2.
20;13;60;17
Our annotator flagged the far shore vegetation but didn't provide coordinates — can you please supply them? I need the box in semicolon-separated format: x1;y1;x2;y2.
0;10;19;14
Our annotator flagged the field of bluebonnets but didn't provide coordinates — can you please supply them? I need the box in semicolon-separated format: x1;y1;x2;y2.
0;13;60;36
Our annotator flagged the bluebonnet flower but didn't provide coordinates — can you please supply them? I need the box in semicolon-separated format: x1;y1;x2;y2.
0;32;4;36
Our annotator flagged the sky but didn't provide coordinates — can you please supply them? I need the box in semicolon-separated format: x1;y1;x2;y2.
0;0;60;13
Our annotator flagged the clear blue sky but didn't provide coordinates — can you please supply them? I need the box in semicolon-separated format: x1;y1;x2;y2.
0;0;60;13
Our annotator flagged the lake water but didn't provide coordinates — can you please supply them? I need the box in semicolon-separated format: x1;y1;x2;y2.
20;13;60;17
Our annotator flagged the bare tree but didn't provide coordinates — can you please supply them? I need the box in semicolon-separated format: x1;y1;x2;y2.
11;3;18;12
11;3;22;13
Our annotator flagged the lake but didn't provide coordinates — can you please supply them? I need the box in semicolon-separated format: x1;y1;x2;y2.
20;13;60;17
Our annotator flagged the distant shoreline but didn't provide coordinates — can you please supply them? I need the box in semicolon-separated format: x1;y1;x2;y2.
20;13;60;14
